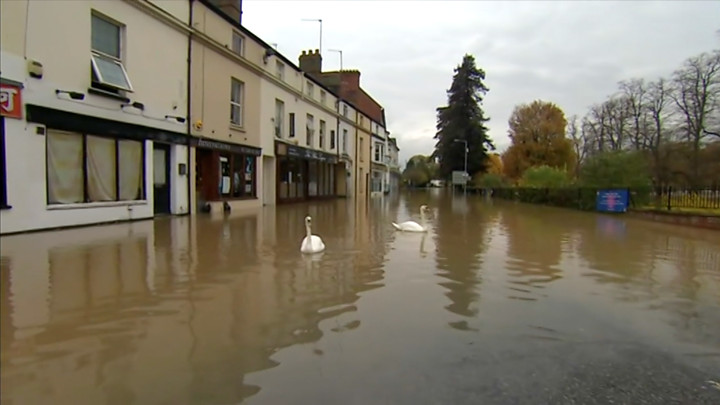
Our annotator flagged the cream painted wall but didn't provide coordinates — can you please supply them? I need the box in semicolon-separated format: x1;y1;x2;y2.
259;70;339;155
190;2;262;148
147;0;190;23
0;0;27;56
20;0;189;132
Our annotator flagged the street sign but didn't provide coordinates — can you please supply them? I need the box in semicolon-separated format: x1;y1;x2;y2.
451;170;467;186
596;189;629;213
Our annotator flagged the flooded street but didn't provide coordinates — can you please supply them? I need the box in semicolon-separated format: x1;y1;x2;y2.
2;190;720;404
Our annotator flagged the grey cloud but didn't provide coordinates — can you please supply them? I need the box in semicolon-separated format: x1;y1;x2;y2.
243;0;720;164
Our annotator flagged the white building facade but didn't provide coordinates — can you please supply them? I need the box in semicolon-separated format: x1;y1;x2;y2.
1;0;191;235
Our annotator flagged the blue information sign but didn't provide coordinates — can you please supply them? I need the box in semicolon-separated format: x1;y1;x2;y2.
596;189;629;213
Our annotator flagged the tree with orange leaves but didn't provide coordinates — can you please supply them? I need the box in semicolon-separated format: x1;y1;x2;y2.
502;100;576;181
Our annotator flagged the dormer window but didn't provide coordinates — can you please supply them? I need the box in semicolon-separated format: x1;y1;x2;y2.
90;13;133;93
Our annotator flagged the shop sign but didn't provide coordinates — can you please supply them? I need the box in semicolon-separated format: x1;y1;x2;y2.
0;82;23;119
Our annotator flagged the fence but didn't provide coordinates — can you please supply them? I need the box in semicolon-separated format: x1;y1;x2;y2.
483;186;720;212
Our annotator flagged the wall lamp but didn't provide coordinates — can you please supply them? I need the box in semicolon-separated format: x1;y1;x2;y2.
121;101;145;111
55;89;85;100
165;115;186;123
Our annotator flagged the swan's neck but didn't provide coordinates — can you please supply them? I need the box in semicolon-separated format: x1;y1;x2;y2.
305;223;312;238
420;210;426;226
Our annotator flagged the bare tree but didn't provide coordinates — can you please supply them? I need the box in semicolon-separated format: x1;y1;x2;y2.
670;50;720;184
619;78;650;150
566;115;587;176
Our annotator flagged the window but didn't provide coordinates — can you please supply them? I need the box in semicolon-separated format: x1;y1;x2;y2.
374;143;380;161
225;154;256;198
231;31;243;55
306;114;314;147
276;61;285;80
46;130;144;204
342;105;348;117
319;120;326;149
289;112;295;137
230;78;244;126
359;137;364;162
91;13;132;93
342;129;348;153
330;130;336;149
306;81;314;98
274;99;284;138
320;90;326;105
0;117;7;208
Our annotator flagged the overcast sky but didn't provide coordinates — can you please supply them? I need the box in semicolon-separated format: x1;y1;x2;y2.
242;1;720;166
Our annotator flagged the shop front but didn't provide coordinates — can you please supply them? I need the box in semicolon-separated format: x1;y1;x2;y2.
194;138;262;211
275;141;339;204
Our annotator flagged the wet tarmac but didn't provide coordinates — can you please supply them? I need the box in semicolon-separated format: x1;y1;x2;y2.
1;190;719;404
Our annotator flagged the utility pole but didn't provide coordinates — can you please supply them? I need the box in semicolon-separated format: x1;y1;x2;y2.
328;48;343;70
301;18;322;54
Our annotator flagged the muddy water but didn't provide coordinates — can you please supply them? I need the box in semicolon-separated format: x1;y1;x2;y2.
1;190;719;404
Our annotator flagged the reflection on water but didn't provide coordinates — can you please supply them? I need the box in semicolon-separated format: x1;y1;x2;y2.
1;191;719;404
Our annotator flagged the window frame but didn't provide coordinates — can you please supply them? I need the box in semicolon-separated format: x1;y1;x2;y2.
45;130;146;205
319;120;326;149
342;129;348;153
274;99;284;138
90;12;133;93
0;117;8;209
231;31;244;56
276;61;285;80
289;112;296;137
306;114;314;147
230;78;244;127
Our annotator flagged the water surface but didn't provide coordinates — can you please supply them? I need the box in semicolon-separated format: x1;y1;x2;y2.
2;190;719;404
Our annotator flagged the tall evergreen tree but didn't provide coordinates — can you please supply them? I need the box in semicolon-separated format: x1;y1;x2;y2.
434;54;494;179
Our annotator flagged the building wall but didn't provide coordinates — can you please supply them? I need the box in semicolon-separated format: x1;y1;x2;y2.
190;2;261;148
355;112;372;199
0;0;190;234
190;1;265;212
338;101;356;198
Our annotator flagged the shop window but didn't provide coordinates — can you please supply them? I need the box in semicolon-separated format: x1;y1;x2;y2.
220;153;257;198
46;130;144;204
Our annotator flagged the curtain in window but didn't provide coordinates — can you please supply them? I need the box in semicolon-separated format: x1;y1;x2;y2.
118;140;142;200
47;131;84;204
86;135;117;201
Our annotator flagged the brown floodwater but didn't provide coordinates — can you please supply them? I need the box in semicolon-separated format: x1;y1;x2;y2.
1;190;719;404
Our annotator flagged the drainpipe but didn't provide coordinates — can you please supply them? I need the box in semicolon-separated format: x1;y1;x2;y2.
186;0;194;215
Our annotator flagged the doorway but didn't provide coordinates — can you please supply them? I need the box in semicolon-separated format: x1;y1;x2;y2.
153;144;171;215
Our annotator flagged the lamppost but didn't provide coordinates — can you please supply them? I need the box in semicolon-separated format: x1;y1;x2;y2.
454;139;468;193
301;18;323;54
328;48;343;70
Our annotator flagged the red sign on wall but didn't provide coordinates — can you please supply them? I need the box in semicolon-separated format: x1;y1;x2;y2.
0;82;23;119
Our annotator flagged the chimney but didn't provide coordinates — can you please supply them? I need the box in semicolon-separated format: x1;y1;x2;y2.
299;49;322;75
341;69;360;90
208;0;242;23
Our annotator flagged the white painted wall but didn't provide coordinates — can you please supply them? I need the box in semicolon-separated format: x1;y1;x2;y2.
262;156;275;205
0;1;190;234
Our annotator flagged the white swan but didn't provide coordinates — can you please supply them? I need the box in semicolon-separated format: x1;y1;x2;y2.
392;205;429;232
300;216;326;253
